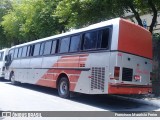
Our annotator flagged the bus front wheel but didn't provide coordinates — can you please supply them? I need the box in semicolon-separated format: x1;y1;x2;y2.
58;77;70;98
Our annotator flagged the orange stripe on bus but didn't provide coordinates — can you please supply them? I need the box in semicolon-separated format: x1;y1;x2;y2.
70;83;76;91
57;63;79;67
45;74;54;80
36;54;89;91
69;76;80;82
108;84;152;94
37;79;56;88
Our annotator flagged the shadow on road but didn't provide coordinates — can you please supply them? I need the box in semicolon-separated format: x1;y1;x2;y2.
3;81;160;111
0;79;10;83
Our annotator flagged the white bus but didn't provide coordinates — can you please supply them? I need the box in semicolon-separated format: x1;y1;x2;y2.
5;18;152;98
0;48;9;79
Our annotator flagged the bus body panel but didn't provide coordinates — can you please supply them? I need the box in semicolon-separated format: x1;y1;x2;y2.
118;19;152;59
4;18;152;96
74;52;110;94
108;52;152;94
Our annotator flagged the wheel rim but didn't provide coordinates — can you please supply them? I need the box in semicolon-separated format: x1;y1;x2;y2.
60;81;68;95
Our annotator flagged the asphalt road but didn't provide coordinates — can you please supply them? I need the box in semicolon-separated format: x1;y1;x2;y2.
0;78;160;112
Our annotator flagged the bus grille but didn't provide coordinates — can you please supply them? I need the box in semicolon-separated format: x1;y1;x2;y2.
91;67;105;92
122;68;133;81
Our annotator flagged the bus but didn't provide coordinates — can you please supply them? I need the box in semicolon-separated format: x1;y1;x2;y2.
0;48;9;79
5;18;152;98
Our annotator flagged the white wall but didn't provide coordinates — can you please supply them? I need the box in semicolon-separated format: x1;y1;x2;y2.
125;12;160;33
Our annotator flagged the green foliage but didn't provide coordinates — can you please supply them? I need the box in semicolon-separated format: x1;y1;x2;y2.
55;0;160;32
1;0;64;45
0;0;12;48
55;0;125;29
0;0;160;47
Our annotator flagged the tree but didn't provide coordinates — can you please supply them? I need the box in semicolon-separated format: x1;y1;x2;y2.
119;0;159;33
1;0;64;45
55;0;160;33
0;0;12;48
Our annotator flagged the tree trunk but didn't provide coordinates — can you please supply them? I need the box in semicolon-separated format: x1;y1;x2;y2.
129;4;143;27
152;36;160;96
148;0;157;34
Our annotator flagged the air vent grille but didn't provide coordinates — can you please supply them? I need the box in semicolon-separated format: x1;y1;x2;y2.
91;67;105;92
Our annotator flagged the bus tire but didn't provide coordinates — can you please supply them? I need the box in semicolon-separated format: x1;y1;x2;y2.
58;77;70;98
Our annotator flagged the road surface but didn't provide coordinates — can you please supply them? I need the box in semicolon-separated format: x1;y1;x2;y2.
0;80;159;111
0;78;160;112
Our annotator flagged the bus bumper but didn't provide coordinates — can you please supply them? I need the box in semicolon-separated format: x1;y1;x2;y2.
108;83;152;94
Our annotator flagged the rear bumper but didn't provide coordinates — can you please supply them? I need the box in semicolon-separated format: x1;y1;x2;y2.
108;83;152;94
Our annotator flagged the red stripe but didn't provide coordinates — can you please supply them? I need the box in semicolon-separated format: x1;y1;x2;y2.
36;54;89;91
108;83;152;94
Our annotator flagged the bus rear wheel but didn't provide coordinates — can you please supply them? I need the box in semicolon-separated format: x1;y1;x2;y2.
58;77;70;98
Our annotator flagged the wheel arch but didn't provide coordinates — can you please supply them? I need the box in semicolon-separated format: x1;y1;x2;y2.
56;73;70;89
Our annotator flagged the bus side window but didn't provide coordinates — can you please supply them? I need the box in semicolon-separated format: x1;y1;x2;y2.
44;41;52;55
69;35;80;52
59;37;70;53
100;28;110;49
33;43;40;56
26;46;31;57
22;46;27;58
83;31;98;50
17;47;22;58
51;40;57;54
13;48;18;59
97;28;110;49
29;45;35;56
40;42;45;56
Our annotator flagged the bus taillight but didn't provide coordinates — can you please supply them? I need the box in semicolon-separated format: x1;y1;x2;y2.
134;75;141;81
114;67;120;80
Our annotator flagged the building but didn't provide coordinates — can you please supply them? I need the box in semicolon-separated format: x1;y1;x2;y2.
125;12;160;33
